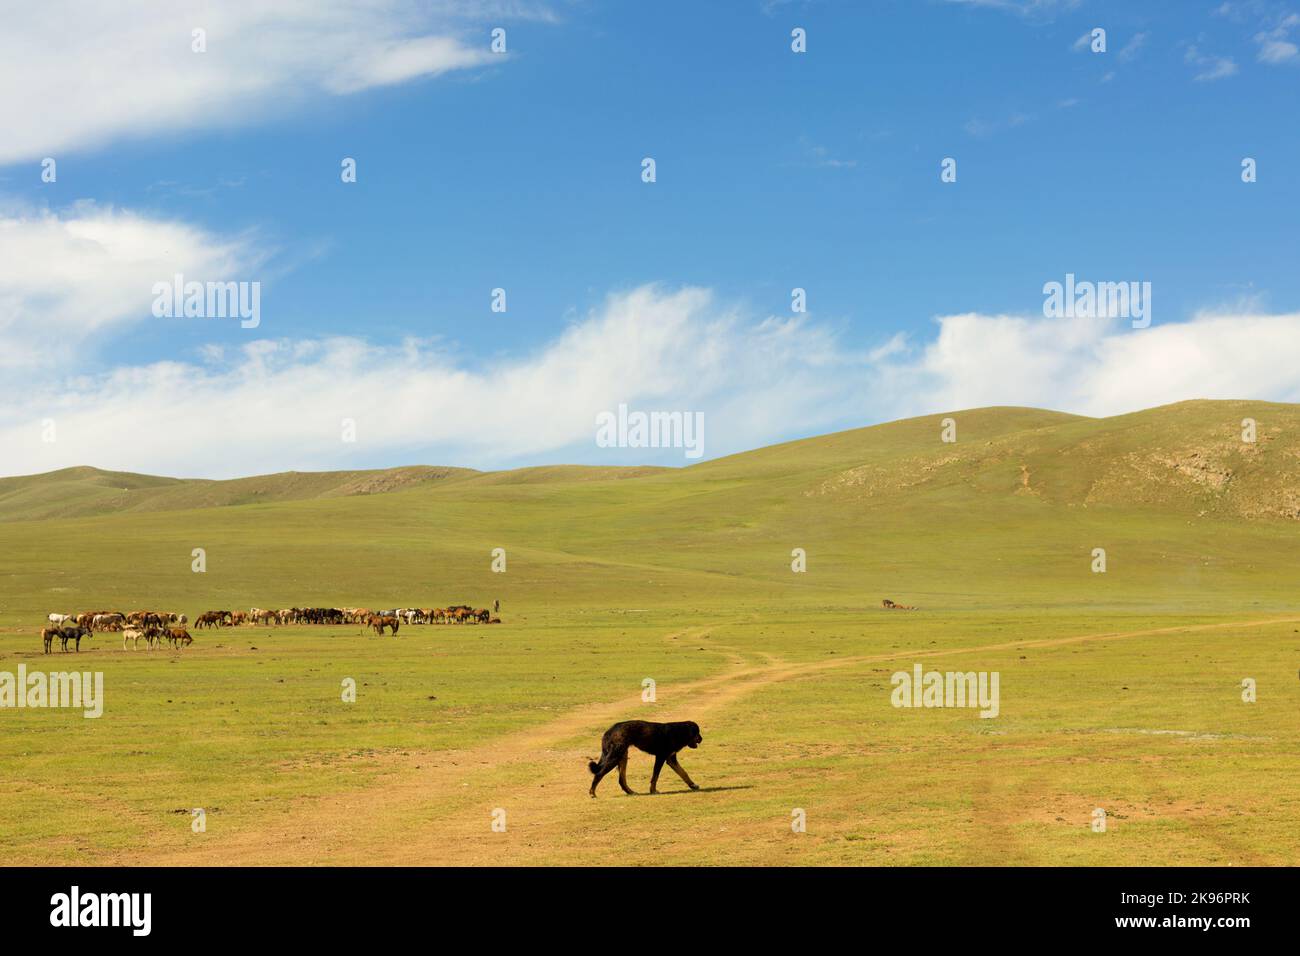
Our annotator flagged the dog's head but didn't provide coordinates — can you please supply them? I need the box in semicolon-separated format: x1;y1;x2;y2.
684;721;702;748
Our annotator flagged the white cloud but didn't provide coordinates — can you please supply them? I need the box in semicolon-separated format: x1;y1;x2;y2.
1255;13;1300;63
3;280;1300;477
876;308;1300;420
1257;36;1299;61
802;142;859;169
947;0;1081;15
0;1;543;165
1117;32;1148;62
0;286;861;477
1185;45;1239;80
0;201;267;368
964;112;1032;138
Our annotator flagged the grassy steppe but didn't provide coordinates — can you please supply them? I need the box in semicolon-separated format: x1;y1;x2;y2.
1;401;1298;864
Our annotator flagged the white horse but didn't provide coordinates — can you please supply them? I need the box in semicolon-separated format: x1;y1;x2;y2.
48;612;72;626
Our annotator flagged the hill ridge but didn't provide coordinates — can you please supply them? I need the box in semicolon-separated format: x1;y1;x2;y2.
1;400;1297;523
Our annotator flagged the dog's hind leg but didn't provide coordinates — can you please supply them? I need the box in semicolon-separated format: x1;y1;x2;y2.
616;754;634;795
589;749;621;797
649;754;666;794
667;755;700;791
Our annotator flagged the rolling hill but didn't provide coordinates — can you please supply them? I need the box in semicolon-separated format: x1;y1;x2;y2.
0;399;1296;620
4;400;1296;524
0;464;478;522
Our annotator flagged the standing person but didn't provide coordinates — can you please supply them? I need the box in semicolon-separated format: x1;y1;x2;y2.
493;599;500;614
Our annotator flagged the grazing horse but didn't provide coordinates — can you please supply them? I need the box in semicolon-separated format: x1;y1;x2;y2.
369;615;400;636
123;627;144;651
48;612;73;627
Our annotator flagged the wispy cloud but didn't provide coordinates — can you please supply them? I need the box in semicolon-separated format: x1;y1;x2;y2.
1185;45;1239;80
0;285;860;476
0;0;549;165
947;0;1082;17
801;141;859;169
964;112;1032;137
1071;30;1097;52
1254;12;1300;63
0;201;269;368
1117;31;1149;61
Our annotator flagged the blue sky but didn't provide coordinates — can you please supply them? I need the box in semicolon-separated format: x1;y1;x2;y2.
1;0;1298;477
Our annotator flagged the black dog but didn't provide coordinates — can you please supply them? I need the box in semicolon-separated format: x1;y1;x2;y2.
588;720;702;797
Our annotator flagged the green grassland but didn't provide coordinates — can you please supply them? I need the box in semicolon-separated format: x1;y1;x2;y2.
1;400;1298;865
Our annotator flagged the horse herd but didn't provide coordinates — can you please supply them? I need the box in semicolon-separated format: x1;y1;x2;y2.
196;604;502;635
42;610;190;654
38;602;503;652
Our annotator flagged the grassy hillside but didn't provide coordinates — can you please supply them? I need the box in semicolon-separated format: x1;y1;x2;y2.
0;464;480;522
1;400;1298;619
1;400;1297;866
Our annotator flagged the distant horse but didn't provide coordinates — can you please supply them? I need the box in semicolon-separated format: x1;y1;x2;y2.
881;599;918;610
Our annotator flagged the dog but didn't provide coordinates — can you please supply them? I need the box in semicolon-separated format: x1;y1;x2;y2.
587;720;702;797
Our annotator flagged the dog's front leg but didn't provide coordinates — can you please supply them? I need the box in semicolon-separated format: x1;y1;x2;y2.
667;755;700;791
650;754;666;794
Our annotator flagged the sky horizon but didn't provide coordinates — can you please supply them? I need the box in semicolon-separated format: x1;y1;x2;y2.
2;0;1298;479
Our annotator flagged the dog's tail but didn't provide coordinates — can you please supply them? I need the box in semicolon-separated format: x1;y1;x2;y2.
587;758;600;775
